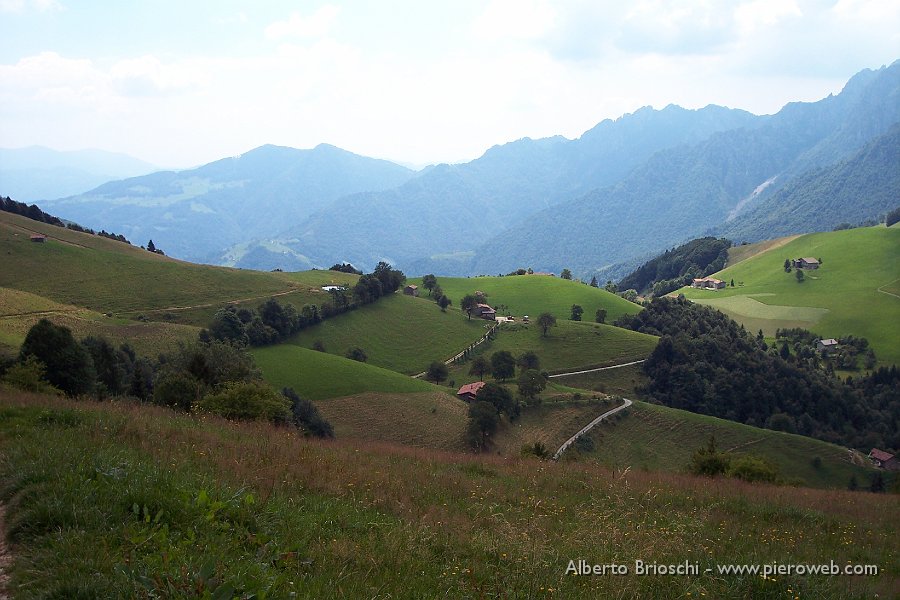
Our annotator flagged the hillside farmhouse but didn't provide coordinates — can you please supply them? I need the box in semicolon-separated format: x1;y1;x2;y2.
816;338;839;353
471;303;496;320
457;381;485;402
794;257;820;269
691;277;726;290
403;284;419;297
29;234;47;242
869;448;899;471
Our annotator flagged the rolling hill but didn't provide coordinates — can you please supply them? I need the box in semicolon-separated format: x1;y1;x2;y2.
679;225;900;366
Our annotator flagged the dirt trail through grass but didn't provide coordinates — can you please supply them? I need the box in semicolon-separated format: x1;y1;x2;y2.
119;287;300;315
553;398;633;460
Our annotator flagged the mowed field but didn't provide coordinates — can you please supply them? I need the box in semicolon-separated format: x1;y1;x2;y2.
251;344;438;400
584;400;880;490
281;293;491;374
0;286;199;357
448;319;658;385
679;225;900;365
0;211;358;325
435;275;641;322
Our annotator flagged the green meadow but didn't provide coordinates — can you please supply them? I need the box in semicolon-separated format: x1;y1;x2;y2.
281;293;491;374
584;400;880;490
250;344;437;400
435;274;641;322
680;225;900;365
448;319;658;385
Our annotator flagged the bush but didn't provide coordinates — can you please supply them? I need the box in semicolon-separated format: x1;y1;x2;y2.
1;356;62;395
727;455;780;484
521;442;551;459
282;387;334;438
153;370;201;412
194;381;291;424
345;347;367;362
19;318;95;396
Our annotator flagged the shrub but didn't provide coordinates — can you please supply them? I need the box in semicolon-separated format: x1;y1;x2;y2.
521;442;551;459
281;387;334;438
346;347;367;362
1;356;62;395
19;318;95;396
194;381;291;424
727;455;780;484
153;370;201;412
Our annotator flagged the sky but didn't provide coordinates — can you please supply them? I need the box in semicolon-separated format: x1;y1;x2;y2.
0;0;898;169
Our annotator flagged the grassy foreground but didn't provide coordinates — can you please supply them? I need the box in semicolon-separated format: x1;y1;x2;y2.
1;391;896;599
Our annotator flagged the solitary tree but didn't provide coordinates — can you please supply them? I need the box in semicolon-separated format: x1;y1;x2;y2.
595;308;607;324
422;274;438;296
437;295;451;312
346;347;367;362
517;369;547;401
469;356;492;381
147;239;156;253
537;312;557;337
466;400;499;450
589;276;599;287
475;382;518;418
560;269;572;280
516;351;540;372
783;259;791;272
490;350;516;380
570;304;583;321
425;361;449;384
460;294;478;320
795;269;805;283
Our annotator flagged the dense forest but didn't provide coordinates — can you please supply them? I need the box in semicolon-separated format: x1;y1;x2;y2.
615;297;899;451
617;236;732;296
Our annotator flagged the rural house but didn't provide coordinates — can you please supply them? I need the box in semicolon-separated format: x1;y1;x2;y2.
691;277;726;290
403;284;419;297
29;234;47;242
472;303;496;320
795;257;820;269
868;448;899;471
457;381;485;402
816;338;839;353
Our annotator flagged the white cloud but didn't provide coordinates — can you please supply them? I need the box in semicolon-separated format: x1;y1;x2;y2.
110;55;207;97
0;0;61;12
264;5;340;40
471;0;558;41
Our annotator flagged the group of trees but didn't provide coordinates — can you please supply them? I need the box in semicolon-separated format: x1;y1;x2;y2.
207;262;407;347
617;237;732;297
688;437;780;484
1;319;333;437
615;297;899;451
776;328;877;371
420;274;452;311
329;262;362;274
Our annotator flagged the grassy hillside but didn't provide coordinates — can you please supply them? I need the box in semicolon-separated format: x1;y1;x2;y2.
0;211;358;326
251;344;437;400
448;320;658;385
1;392;896;599
435;275;641;322
582;400;879;490
550;362;648;396
680;225;900;365
0;286;200;357
281;293;490;374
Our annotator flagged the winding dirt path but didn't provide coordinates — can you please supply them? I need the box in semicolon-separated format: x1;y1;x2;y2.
547;360;646;379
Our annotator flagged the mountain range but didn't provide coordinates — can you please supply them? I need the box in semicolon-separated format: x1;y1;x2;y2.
27;59;900;277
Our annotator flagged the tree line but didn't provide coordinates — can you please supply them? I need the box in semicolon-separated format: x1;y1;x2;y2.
1;196;132;245
0;318;333;438
206;262;406;347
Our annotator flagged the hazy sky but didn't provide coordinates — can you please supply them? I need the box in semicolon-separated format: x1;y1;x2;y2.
1;0;898;168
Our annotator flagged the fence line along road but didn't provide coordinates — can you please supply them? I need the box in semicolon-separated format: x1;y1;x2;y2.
552;398;633;461
547;360;645;379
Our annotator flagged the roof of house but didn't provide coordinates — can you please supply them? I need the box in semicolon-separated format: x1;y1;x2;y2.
870;448;895;462
694;277;723;284
30;234;47;240
406;284;418;289
457;381;486;397
476;303;493;309
800;257;820;264
819;338;839;346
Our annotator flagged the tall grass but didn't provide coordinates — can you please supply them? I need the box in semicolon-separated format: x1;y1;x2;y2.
1;391;896;599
